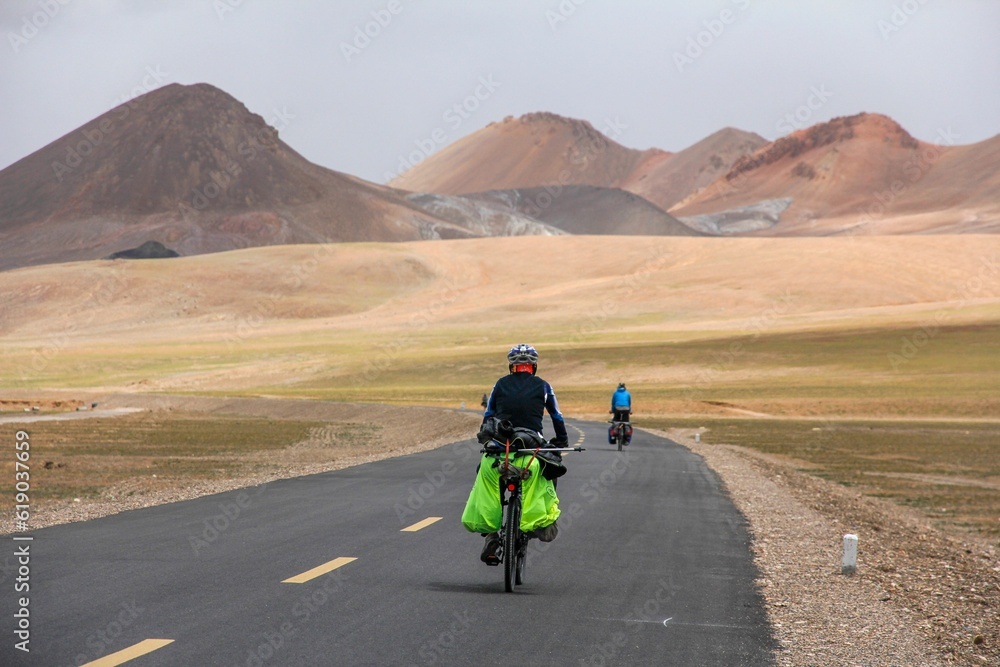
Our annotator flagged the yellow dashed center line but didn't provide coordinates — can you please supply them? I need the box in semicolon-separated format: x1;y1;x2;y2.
75;431;604;664
81;639;174;666
401;516;442;532
283;556;357;584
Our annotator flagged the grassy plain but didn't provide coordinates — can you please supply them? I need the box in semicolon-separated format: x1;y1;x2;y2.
1;235;997;538
4;414;331;501
642;417;1000;541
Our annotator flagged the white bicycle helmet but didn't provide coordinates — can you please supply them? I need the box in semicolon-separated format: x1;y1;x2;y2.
507;344;539;373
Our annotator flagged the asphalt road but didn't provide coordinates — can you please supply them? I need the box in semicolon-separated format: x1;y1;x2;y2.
2;419;775;666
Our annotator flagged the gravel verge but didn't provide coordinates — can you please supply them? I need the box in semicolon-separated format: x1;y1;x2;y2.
653;427;998;667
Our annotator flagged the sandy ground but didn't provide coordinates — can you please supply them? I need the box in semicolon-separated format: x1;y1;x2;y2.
3;236;998;346
2;235;997;406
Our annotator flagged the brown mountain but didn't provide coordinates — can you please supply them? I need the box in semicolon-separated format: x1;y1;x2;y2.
0;83;518;271
389;112;665;194
466;186;701;236
621;127;767;211
388;112;766;225
880;133;1000;233
672;113;1000;235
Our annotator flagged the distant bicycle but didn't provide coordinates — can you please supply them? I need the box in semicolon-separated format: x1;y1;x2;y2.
608;416;633;451
481;438;583;592
610;420;629;451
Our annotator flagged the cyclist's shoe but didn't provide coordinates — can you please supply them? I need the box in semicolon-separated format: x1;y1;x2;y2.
527;521;558;543
480;533;501;566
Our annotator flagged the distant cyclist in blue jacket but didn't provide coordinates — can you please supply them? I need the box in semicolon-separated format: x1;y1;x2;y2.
608;382;632;444
611;382;631;421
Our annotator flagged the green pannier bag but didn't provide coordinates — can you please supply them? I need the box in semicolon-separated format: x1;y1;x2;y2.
461;452;560;534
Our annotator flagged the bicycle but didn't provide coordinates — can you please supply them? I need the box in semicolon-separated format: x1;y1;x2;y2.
481;438;583;592
612;421;625;451
609;420;630;451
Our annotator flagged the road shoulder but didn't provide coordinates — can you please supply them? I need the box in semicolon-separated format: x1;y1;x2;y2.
649;427;998;667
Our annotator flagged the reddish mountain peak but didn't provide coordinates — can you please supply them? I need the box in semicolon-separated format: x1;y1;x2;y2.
391;110;648;194
506;111;627;151
510;111;593;128
726;113;919;181
702;126;768;145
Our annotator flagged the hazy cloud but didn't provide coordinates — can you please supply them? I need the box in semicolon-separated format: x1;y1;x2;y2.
1;0;998;183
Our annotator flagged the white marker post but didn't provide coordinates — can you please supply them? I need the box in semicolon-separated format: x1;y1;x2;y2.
842;534;858;575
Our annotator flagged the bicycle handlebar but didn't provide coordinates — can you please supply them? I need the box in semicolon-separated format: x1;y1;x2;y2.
480;445;585;454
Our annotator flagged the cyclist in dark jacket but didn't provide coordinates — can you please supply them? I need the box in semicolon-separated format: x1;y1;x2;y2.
482;348;568;444
462;344;567;564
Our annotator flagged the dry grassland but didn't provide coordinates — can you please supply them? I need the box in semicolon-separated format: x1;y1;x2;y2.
1;235;997;540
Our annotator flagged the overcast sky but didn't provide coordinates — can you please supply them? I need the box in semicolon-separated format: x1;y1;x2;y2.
2;0;998;184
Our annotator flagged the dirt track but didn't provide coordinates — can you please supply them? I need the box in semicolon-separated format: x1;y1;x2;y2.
0;407;143;424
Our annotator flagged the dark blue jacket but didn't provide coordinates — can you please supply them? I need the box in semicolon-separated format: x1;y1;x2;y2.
483;372;568;440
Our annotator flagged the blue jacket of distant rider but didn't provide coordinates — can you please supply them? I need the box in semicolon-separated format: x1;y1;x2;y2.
611;388;631;412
